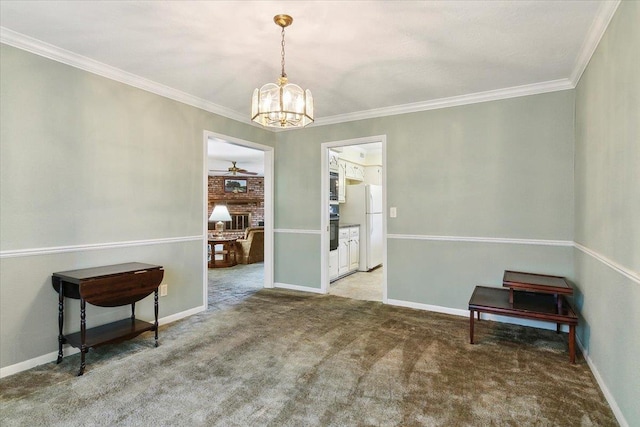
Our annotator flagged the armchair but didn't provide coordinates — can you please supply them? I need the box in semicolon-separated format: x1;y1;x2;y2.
236;226;264;264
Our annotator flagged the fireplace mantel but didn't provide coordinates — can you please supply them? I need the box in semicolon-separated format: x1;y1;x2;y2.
209;198;262;205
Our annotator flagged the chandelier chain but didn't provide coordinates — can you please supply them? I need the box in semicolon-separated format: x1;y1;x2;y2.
280;26;287;78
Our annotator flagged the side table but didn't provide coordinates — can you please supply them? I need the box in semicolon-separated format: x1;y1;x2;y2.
52;262;164;375
208;238;238;268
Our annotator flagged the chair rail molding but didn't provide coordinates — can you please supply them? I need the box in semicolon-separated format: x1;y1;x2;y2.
574;242;639;285
274;229;321;235
387;234;573;247
0;235;202;258
387;234;638;285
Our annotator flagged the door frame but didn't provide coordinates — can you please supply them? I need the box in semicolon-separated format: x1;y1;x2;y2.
320;135;388;302
202;130;275;306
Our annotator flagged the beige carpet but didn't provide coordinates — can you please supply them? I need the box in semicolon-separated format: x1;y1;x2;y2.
0;270;617;426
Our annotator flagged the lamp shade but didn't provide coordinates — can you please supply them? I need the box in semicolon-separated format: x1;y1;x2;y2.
209;205;231;222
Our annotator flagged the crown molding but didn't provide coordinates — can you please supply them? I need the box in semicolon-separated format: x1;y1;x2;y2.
2;0;620;132
569;0;621;86
313;79;574;127
0;27;251;125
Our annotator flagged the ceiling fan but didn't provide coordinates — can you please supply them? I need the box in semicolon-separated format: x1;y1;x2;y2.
209;161;258;176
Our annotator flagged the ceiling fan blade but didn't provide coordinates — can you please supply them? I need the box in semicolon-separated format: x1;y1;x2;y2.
209;161;259;176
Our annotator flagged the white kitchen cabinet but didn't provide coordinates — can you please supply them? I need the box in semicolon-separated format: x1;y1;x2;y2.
334;226;359;280
338;159;347;203
344;161;353;179
364;166;382;185
349;226;360;271
338;228;350;276
338;158;366;204
329;150;340;172
329;249;339;280
353;164;365;181
344;161;364;181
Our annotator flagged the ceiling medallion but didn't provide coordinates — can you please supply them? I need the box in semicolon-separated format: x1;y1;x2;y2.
251;14;314;129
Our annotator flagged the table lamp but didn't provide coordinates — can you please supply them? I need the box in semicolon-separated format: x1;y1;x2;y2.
209;205;232;236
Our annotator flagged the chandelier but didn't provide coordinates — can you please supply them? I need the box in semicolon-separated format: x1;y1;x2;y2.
251;14;314;129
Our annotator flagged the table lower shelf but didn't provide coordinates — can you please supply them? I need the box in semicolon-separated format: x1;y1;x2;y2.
469;286;578;322
64;318;156;349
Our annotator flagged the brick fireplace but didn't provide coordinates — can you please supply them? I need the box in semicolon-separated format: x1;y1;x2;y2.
208;175;264;238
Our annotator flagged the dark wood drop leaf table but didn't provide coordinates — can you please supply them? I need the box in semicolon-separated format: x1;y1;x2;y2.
52;262;164;375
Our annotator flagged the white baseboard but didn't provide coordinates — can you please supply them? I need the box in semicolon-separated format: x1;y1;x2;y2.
386;299;570;332
575;338;629;427
273;282;325;294
0;348;81;379
158;305;205;325
0;305;205;379
387;298;468;317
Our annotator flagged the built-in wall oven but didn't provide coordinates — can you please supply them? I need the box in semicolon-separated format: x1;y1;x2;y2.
329;171;339;202
329;204;339;251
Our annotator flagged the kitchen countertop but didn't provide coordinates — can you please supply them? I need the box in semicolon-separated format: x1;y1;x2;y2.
339;223;360;228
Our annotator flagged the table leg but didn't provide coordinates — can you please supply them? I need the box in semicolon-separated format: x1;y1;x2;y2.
569;324;576;364
57;283;64;364
469;310;475;344
78;298;86;376
154;289;159;347
556;294;563;314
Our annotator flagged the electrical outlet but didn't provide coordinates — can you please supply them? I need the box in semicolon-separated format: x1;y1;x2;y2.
160;283;168;297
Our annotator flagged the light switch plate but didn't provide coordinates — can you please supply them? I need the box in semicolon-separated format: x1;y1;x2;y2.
390;207;397;218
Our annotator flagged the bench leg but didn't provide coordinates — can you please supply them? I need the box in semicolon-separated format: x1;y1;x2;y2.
569;324;576;364
469;310;475;344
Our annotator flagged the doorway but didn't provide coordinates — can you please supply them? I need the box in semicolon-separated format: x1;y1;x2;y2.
203;131;274;309
320;136;387;303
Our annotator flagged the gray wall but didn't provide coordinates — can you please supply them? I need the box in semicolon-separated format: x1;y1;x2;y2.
574;0;640;423
0;44;273;369
274;91;576;297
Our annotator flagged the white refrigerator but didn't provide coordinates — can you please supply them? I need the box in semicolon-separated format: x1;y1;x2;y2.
341;184;383;271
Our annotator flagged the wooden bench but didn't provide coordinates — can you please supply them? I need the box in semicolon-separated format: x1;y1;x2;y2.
468;285;579;363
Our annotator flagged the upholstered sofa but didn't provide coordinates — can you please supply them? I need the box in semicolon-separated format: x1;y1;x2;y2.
236;226;264;264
